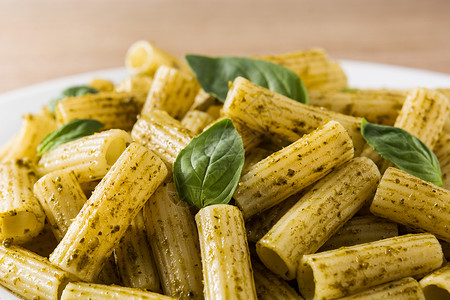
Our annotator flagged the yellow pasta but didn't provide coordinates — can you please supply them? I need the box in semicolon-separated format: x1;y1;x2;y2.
49;143;168;282
0;159;45;245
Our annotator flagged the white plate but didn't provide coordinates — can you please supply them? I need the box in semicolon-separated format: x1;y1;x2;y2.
0;61;449;299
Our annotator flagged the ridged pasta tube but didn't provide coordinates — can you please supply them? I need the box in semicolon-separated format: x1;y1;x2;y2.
143;182;203;300
61;282;175;300
252;259;304;300
222;77;365;155
140;65;200;120
190;88;219;111
338;277;425;300
297;233;444;300
257;157;380;280
181;110;215;135
196;204;257;300
234;120;354;219
433;132;450;190
0;159;45;245
419;263;450;299
370;167;450;242
0;245;73;300
49;143;168;282
115;211;161;292
308;89;406;125
125;40;190;76
37;129;132;182
318;215;398;252
55;91;146;131
0;107;57;162
257;48;347;91
88;78;115;92
131;110;193;166
33;170;87;241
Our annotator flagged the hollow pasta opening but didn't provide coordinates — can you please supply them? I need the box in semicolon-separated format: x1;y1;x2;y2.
105;138;127;166
423;285;450;299
1;211;38;240
297;261;316;300
256;244;292;280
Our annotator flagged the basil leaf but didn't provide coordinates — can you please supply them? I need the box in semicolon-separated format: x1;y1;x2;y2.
49;85;99;113
185;55;308;104
361;119;442;186
173;118;245;209
37;119;104;156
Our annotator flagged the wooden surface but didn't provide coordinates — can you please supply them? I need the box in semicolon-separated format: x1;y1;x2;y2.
0;0;449;93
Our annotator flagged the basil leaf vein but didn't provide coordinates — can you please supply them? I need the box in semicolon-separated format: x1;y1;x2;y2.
37;119;104;156
49;85;99;113
173;118;245;209
185;55;308;104
361;119;442;186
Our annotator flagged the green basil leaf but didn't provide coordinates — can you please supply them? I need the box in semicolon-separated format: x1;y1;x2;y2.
173;118;245;209
361;119;442;186
37;119;104;156
49;85;99;113
185;55;308;104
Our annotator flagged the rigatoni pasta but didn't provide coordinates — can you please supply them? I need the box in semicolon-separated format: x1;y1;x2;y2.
222;77;365;154
49;143;168;282
370;167;450;242
37;129;132;182
196;204;257;300
234;120;354;219
0;159;45;245
297;233;443;300
0;245;73;300
256;157;380;280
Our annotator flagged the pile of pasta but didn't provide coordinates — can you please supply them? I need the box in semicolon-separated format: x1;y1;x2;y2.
0;40;449;300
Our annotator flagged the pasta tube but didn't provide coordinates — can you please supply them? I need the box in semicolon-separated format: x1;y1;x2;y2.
0;107;57;162
0;159;45;244
234;120;354;219
115;211;161;292
297;233;443;300
37;129;132;182
181;110;214;135
0;245;73;300
257;157;380;280
318;215;398;252
143;182;203;299
433;132;450;190
419;263;450;299
222;77;365;155
370;167;450;242
338;277;425;300
131;110;193;166
140;65;200;120
125;40;190;76
55;91;146;131
308;89;406;125
49;143;168;282
257;48;347;91
33;170;87;241
61;282;174;300
196;204;257;300
252;260;304;300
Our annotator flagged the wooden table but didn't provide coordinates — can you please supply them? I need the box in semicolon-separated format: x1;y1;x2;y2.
0;0;449;93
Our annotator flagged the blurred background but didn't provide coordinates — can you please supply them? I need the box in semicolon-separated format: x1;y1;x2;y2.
0;0;449;93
